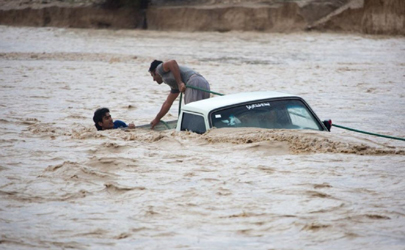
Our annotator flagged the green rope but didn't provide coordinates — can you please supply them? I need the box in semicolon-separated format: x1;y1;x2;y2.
178;85;223;116
159;120;171;129
186;85;225;96
176;86;405;141
179;92;182;116
333;123;405;141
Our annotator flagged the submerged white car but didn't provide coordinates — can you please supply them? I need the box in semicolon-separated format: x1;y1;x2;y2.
144;91;331;133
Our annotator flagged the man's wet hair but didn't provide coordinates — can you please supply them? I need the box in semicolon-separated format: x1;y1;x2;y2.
149;60;163;72
93;107;110;131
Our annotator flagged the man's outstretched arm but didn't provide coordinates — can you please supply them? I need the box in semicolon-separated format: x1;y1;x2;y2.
150;92;179;129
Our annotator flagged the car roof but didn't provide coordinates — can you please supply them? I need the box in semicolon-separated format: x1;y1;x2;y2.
182;91;299;114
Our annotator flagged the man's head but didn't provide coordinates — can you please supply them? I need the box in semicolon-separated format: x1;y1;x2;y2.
93;108;114;130
149;60;163;84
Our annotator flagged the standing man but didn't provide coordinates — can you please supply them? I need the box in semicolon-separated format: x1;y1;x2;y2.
148;59;210;129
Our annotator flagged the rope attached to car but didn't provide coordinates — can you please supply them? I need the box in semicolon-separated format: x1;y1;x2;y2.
332;123;405;141
177;86;405;142
178;85;224;115
186;85;225;96
159;120;171;129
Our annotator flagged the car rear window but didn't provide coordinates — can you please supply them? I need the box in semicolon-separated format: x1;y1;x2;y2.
210;99;323;131
181;112;206;134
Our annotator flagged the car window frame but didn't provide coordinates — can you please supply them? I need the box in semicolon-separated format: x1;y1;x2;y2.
180;111;207;134
208;97;327;131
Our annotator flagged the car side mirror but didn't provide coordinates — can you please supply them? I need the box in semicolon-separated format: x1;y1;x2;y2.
323;119;332;131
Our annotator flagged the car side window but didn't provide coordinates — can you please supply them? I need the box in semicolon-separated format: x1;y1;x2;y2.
181;112;206;134
210;99;323;131
286;104;321;130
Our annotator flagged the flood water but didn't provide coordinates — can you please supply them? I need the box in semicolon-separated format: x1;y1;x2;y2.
0;25;404;249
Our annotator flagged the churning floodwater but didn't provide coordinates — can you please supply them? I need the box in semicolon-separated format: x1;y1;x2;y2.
0;25;404;249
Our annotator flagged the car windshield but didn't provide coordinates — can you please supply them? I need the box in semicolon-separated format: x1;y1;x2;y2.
210;99;323;131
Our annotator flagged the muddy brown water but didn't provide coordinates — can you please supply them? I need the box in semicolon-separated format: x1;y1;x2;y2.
0;26;404;249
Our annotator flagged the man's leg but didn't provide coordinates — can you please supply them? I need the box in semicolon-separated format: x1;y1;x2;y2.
184;76;210;104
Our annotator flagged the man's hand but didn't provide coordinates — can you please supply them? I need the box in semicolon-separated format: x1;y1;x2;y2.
128;122;135;129
179;82;186;93
151;92;179;130
150;118;160;129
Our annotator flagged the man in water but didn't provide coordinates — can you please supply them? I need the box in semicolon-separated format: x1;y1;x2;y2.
148;59;210;129
93;108;135;131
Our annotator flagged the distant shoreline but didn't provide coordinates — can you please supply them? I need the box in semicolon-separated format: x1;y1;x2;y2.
0;0;403;35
